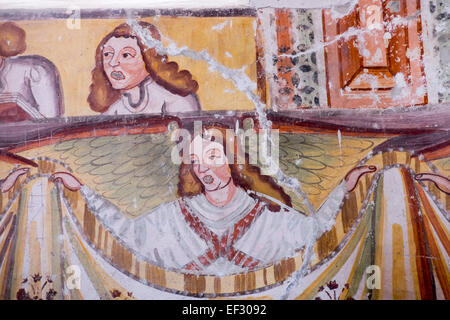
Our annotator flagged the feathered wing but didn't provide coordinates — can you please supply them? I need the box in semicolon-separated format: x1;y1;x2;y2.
274;133;386;214
51;131;386;217
53;132;179;217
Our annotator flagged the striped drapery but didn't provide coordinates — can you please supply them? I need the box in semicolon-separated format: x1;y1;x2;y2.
0;152;448;299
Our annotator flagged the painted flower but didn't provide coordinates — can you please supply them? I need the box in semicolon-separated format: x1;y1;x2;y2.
111;289;121;298
32;273;42;283
46;289;57;300
326;280;339;290
16;288;31;300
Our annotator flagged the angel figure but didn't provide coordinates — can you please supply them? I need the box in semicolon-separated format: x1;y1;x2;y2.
1;126;449;299
43;124;379;276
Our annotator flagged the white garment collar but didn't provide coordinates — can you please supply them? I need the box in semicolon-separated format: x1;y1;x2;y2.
184;188;257;234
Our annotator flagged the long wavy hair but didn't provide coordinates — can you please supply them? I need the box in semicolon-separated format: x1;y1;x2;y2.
88;21;199;113
177;123;292;212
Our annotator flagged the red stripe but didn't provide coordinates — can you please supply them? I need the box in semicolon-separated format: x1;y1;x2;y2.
184;262;201;271
179;199;220;254
229;200;262;245
227;247;260;268
179;198;264;271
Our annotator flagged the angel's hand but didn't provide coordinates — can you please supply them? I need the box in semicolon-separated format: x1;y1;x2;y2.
345;165;377;192
0;168;30;193
50;172;82;191
415;173;450;195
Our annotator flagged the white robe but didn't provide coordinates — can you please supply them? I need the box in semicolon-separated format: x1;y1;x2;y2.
0;55;64;118
103;77;200;115
80;183;346;276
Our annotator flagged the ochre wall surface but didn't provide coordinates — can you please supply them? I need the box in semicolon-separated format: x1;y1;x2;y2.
16;16;258;116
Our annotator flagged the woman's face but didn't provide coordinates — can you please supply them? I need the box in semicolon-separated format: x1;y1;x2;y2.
189;136;232;192
102;36;149;90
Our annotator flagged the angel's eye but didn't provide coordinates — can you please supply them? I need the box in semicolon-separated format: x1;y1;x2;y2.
122;53;133;58
103;52;113;58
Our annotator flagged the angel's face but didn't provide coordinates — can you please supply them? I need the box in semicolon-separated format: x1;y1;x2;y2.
189;136;232;192
102;37;149;90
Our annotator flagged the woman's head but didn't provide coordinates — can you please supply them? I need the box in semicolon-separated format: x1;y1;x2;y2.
88;21;199;113
102;36;149;91
177;123;292;210
0;22;26;58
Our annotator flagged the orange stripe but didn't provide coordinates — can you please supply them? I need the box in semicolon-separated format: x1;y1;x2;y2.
404;180;421;299
422;212;450;299
271;123;395;137
275;8;295;109
8;122;170;154
255;15;268;105
422;144;450;161
416;185;450;256
401;168;435;300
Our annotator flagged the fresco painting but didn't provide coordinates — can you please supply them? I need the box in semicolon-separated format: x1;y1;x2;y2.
0;0;448;300
0;22;64;120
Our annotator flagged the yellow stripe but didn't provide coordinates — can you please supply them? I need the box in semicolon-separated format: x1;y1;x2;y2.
295;213;370;300
392;223;407;300
340;231;367;300
138;261;146;282
360;282;368;300
373;178;385;300
204;275;215;294
9;188;29;299
0;213;14;260
75;232;133;299
165;270;185;292
254;268;265;290
220;275;236;294
395;151;408;166
0;236;15;297
62;237;84;300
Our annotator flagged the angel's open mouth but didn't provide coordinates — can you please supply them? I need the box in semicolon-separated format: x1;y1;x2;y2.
111;71;125;80
202;175;214;184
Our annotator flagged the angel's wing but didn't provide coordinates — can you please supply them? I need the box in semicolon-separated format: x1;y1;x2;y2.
274;133;386;214
53;131;178;217
50;131;385;217
432;157;450;176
